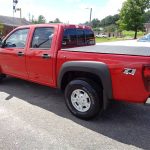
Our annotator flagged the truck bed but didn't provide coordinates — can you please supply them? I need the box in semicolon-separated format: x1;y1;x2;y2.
63;40;150;56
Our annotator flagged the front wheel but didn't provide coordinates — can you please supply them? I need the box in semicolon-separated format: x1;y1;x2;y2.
65;79;103;120
0;74;6;82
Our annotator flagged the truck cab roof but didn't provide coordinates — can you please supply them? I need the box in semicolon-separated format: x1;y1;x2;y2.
17;24;92;30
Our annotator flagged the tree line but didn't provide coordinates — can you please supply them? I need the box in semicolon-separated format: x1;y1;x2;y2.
32;15;61;24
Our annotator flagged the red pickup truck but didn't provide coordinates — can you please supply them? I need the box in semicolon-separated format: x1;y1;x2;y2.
0;24;149;119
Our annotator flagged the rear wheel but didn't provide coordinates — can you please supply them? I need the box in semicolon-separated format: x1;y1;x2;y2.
65;79;103;119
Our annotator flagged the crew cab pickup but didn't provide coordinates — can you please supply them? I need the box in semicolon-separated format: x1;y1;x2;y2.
0;24;149;119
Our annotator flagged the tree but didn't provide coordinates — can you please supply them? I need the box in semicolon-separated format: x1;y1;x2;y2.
91;18;100;28
49;18;62;23
104;24;118;33
83;21;90;26
143;10;150;23
118;0;150;39
32;15;46;24
100;14;119;27
53;18;61;23
38;15;46;23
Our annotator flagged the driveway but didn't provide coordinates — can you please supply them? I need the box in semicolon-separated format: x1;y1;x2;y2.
0;77;150;150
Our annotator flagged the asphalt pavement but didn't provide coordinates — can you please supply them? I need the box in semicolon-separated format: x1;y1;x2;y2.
0;77;150;150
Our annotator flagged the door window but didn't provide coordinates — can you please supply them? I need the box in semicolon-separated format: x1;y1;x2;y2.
4;29;29;48
31;27;54;49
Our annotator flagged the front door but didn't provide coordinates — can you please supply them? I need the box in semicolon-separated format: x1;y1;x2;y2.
0;28;29;78
26;27;54;85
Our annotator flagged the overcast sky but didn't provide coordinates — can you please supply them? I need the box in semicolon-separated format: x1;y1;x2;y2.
1;0;125;24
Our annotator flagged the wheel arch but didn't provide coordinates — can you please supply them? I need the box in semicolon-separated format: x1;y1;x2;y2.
57;61;113;109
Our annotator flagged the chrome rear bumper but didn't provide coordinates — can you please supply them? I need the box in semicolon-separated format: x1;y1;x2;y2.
145;98;150;105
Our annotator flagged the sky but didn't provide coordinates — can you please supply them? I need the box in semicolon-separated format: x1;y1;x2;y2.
0;0;126;24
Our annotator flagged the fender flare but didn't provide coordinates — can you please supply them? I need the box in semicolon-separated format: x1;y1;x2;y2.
58;61;113;109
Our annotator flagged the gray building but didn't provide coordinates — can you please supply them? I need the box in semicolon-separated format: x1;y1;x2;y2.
144;23;150;33
0;15;30;37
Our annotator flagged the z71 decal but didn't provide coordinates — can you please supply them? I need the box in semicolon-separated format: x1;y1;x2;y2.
123;68;136;76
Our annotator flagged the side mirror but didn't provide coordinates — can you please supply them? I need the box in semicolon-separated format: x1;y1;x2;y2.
0;36;6;48
0;40;5;48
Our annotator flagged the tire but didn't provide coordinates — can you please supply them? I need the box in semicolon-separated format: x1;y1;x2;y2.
0;74;6;82
65;79;103;120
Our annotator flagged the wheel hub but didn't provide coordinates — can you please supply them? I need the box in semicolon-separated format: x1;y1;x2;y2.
71;89;91;112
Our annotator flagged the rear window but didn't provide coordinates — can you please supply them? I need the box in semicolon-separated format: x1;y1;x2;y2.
62;28;95;48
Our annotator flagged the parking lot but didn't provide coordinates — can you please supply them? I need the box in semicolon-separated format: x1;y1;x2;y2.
0;77;150;150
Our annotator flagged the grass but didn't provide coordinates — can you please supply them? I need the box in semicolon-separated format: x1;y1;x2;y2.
122;31;144;38
96;31;145;43
96;37;124;43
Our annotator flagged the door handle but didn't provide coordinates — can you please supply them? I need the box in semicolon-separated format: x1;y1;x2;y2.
42;54;51;59
18;51;24;56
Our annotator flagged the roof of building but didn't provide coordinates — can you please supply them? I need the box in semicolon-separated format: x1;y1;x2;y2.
0;15;31;27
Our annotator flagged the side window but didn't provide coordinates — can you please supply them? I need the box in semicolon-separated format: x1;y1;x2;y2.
5;29;29;48
31;27;54;49
62;29;77;48
85;29;95;45
77;29;85;46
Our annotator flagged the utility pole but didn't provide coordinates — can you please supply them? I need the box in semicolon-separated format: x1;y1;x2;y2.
16;8;22;25
90;8;92;24
13;0;18;29
28;13;31;22
86;8;92;26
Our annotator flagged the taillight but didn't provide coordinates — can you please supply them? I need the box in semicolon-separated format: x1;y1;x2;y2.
143;65;150;91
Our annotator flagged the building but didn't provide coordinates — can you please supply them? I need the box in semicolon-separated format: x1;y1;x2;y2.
0;15;30;37
144;23;150;33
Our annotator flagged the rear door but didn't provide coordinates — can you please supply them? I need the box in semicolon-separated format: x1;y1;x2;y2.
26;27;55;85
0;28;29;78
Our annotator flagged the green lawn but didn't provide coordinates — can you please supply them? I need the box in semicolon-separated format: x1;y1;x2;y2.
122;31;144;38
96;31;145;43
96;37;124;43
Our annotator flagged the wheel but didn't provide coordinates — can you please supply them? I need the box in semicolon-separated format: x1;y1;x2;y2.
0;74;6;82
65;79;103;119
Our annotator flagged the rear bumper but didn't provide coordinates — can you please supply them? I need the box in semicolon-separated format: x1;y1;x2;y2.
145;97;150;105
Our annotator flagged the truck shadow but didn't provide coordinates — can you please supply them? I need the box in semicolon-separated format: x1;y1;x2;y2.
1;77;150;150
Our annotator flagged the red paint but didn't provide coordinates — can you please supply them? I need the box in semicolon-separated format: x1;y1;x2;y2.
56;51;150;103
0;24;149;104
